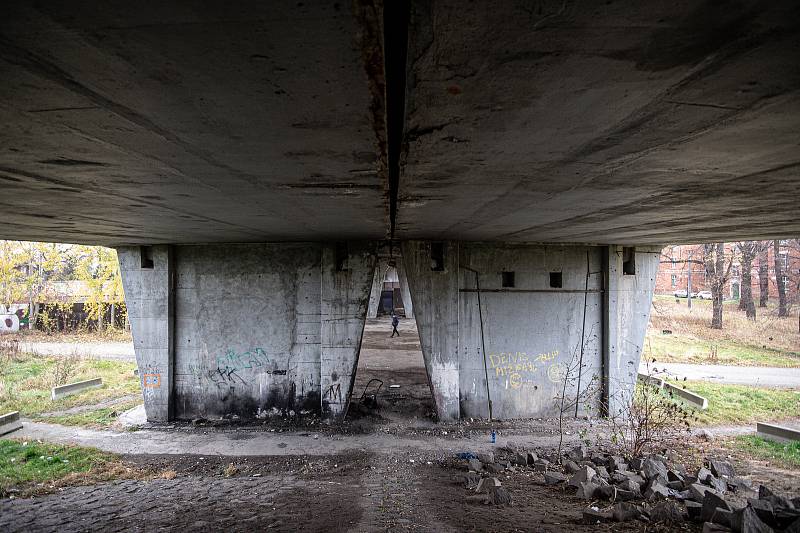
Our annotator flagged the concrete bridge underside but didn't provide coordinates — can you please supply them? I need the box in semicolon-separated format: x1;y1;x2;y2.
2;1;799;422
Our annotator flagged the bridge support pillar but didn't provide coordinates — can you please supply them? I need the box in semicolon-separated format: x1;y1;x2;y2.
118;243;375;422
402;241;659;422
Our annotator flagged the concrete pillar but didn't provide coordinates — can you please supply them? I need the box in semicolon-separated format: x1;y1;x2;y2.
403;241;658;422
402;241;460;421
320;242;376;419
119;242;375;422
117;245;174;422
603;246;660;416
397;261;414;319
366;260;386;319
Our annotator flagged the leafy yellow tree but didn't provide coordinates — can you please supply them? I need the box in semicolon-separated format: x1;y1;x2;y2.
0;241;26;309
19;241;61;329
73;246;124;331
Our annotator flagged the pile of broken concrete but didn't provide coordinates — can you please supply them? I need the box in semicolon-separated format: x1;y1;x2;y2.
459;445;800;532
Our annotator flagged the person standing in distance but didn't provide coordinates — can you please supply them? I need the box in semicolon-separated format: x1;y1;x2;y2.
390;312;400;337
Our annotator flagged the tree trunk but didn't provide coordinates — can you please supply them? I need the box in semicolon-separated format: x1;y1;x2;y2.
706;243;726;329
759;245;769;307
774;240;788;317
740;243;756;320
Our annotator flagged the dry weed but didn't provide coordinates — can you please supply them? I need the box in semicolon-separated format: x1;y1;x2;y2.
650;299;798;354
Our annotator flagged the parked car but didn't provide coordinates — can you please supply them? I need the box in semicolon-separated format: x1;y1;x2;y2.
673;289;688;298
696;290;713;300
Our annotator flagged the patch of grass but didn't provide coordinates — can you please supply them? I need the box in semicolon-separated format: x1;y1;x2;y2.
667;380;800;426
647;297;800;367
0;439;123;497
646;333;800;367
732;435;800;469
0;351;141;427
37;401;142;428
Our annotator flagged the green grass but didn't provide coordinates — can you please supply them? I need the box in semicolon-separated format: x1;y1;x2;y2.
732;435;800;469
0;352;141;427
646;333;800;367
39;401;142;427
667;380;800;426
0;439;120;496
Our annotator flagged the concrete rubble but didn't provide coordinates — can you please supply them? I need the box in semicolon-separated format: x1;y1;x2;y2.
457;443;799;530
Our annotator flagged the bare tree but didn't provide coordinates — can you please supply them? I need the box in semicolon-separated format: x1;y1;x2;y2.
758;243;770;308
704;243;733;329
736;241;757;320
774;240;789;317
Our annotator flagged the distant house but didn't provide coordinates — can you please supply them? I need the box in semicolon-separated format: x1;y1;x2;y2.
655;242;799;301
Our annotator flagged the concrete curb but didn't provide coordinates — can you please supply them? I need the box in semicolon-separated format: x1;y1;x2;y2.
663;382;708;410
756;422;800;444
51;378;103;400
637;373;708;410
637;373;665;388
0;411;22;436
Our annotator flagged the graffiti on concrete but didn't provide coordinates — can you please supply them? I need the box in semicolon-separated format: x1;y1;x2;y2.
489;350;559;390
215;348;272;372
323;383;342;402
187;347;288;389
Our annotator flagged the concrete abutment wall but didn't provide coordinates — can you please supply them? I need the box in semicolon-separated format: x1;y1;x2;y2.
402;241;659;422
119;241;657;423
118;243;375;422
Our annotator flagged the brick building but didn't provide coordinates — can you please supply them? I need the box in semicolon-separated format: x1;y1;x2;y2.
655;241;800;302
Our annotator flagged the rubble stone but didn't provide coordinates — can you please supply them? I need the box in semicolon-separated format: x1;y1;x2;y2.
583;508;613;524
730;506;775;533
476;452;494;464
607;456;627;472
526;452;538;465
710;460;735;479
467;459;483;472
668;470;686;484
463;472;482;489
563;460;580;474
533;459;550;472
576;481;600;500
686;501;703;522
475;477;502;493
701;522;730;532
650;501;685;524
544;472;568;485
594;465;610;479
629;457;644;471
616;479;642;497
644;482;671;501
698;467;714;484
690;483;716;502
701;491;731;523
510;453;528;466
567;445;588;462
643;458;669;481
758;485;794;511
612;502;645;522
568;466;597;488
487;486;512;505
485;463;505;474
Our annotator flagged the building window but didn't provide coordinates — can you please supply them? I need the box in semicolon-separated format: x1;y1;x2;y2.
430;242;445;271
780;251;789;270
671;274;677;287
549;272;562;288
335;242;348;272
783;275;790;289
140;246;154;269
622;247;636;275
501;271;515;288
